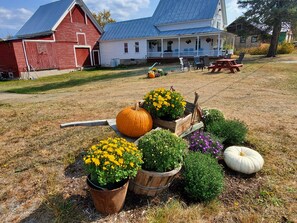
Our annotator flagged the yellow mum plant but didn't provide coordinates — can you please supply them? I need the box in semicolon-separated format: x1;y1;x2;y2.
143;88;187;120
83;137;143;187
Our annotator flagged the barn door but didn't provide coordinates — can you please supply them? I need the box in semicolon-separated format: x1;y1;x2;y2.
92;50;100;66
75;48;91;67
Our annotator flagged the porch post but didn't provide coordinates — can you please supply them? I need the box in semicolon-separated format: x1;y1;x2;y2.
178;37;180;57
197;36;200;56
217;33;221;57
161;38;164;58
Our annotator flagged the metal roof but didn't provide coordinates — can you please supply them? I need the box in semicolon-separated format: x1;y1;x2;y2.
100;18;159;41
152;0;219;26
15;0;103;38
101;0;223;41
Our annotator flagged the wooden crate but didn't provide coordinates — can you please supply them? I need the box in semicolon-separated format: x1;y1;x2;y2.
152;111;193;136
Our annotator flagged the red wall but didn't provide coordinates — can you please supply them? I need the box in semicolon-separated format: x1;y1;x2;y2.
0;41;20;77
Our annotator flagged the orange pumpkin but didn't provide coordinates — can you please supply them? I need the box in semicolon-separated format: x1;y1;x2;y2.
116;103;153;138
148;72;155;78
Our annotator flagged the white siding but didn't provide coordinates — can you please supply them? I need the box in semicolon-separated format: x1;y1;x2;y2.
212;0;224;30
100;39;147;66
157;20;212;32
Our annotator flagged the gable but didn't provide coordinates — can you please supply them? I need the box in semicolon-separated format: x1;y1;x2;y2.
15;0;103;39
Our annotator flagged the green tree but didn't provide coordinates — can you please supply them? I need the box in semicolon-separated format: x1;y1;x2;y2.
238;0;297;57
92;10;116;28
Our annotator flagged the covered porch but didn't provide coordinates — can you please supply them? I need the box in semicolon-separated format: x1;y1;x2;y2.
146;31;235;59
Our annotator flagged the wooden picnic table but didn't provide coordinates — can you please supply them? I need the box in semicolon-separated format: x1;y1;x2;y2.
208;59;243;73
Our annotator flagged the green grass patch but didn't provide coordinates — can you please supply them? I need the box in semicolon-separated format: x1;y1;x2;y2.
0;68;146;94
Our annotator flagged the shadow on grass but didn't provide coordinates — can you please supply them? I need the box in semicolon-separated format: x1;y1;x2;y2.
7;69;145;94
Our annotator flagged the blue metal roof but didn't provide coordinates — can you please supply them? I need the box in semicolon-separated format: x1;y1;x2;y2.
153;0;219;25
100;17;159;41
101;0;222;41
16;0;74;38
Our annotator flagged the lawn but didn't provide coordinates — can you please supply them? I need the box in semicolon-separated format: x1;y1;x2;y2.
0;54;296;223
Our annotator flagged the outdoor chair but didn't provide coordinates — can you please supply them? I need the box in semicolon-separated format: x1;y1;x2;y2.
179;57;191;71
193;56;204;70
203;56;211;67
236;52;245;64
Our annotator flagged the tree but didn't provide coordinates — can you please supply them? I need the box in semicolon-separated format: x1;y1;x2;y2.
238;0;297;57
92;10;116;28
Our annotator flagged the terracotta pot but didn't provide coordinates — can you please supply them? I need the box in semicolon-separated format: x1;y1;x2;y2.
129;166;181;196
87;177;129;214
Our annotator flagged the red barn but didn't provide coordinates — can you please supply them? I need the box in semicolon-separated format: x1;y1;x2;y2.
0;0;103;78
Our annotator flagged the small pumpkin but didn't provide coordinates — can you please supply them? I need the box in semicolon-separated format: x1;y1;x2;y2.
224;146;264;174
148;71;155;78
116;103;153;138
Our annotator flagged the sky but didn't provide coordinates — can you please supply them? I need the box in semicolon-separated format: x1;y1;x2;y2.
0;0;244;38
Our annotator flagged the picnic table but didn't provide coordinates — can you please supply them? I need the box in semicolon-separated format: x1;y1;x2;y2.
208;58;243;73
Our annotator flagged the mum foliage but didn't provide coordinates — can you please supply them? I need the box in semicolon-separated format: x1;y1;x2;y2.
143;88;187;120
83;137;143;186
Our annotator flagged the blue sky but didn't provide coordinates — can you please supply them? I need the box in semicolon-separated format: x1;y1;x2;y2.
0;0;244;38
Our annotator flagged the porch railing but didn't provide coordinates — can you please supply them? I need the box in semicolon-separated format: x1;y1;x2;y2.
147;50;225;58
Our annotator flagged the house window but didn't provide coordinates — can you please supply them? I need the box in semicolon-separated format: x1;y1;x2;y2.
251;36;258;43
135;42;139;53
240;36;246;43
124;43;128;53
217;22;221;29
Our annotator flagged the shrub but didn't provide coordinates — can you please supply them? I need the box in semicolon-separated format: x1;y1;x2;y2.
207;119;248;146
202;108;225;128
249;44;269;55
189;130;223;159
137;129;187;172
183;152;224;202
277;43;295;54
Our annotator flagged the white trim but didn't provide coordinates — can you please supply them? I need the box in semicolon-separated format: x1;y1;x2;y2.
70;8;73;23
85;12;88;25
76;32;87;45
73;45;93;67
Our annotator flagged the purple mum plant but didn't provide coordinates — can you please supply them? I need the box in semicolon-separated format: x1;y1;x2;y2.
189;131;223;159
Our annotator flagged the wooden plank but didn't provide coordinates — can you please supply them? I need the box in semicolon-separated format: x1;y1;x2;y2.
60;119;110;128
179;121;204;138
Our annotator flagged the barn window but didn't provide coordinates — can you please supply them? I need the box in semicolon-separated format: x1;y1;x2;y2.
124;43;128;53
135;42;139;53
77;33;86;45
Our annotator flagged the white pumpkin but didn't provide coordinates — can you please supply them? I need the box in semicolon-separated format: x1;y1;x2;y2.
224;146;264;174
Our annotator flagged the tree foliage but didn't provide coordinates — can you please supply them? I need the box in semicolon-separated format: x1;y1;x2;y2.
238;0;297;57
92;10;116;28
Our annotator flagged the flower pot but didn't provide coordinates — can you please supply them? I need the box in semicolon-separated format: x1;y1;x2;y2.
129;166;181;196
87;176;129;214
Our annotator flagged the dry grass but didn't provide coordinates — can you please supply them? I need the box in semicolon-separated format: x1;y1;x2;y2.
0;54;296;222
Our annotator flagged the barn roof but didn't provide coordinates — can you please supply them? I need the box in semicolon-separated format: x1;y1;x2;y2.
101;0;224;41
15;0;103;38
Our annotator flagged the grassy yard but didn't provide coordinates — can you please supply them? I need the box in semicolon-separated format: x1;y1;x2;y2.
0;54;296;223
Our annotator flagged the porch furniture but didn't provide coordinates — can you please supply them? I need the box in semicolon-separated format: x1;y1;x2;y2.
236;52;245;64
194;56;204;70
203;56;211;67
179;57;191;71
208;59;243;73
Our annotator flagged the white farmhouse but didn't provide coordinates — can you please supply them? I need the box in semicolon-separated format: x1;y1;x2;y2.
99;0;233;66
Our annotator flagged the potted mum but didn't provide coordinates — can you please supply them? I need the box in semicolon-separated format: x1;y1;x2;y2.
83;137;143;214
129;129;187;196
142;88;191;135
